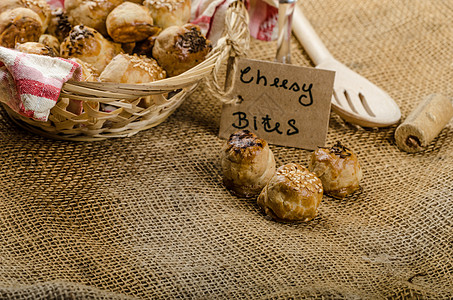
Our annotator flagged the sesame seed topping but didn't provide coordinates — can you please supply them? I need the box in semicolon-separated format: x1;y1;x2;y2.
128;54;166;79
144;0;186;11
84;0;108;9
23;0;49;11
276;163;322;191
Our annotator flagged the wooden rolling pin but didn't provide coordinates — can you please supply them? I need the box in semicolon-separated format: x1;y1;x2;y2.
395;94;453;153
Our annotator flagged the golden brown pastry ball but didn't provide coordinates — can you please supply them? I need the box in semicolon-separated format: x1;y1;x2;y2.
64;0;124;36
15;42;56;56
68;58;99;82
309;142;363;199
21;0;51;33
106;2;156;43
100;53;166;109
99;53;166;83
0;0;24;15
152;24;212;77
143;0;190;29
60;25;123;73
0;7;42;48
258;163;323;222
221;130;276;198
38;34;60;54
46;8;72;43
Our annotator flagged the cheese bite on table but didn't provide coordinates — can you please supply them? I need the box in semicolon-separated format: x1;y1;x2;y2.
221;130;276;198
309;142;362;199
258;163;323;222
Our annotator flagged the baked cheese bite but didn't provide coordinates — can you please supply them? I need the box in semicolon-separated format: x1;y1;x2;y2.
258;163;323;222
221;130;276;198
60;25;123;73
152;24;212;77
309;142;362;199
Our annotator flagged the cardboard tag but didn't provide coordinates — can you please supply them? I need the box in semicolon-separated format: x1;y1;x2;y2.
219;58;335;150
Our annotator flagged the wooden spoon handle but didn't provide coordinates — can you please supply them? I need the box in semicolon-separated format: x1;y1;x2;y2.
292;5;334;65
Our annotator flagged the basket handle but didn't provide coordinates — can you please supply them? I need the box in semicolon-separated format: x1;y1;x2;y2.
204;0;250;104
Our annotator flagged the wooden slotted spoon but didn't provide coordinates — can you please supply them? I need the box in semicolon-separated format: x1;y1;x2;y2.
292;6;401;127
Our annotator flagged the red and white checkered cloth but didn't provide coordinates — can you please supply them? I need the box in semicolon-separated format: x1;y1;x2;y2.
0;47;81;121
47;0;63;8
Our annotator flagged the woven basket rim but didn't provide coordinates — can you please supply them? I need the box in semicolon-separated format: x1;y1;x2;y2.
2;0;250;141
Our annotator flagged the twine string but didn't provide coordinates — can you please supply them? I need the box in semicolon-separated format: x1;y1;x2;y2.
205;0;250;104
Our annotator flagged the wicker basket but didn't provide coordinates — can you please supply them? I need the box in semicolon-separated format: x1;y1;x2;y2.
2;0;250;141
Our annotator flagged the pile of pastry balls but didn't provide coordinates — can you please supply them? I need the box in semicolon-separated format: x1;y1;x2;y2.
0;0;212;82
221;130;363;223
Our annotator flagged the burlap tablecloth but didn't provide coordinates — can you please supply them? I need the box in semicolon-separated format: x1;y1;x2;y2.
0;1;452;299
